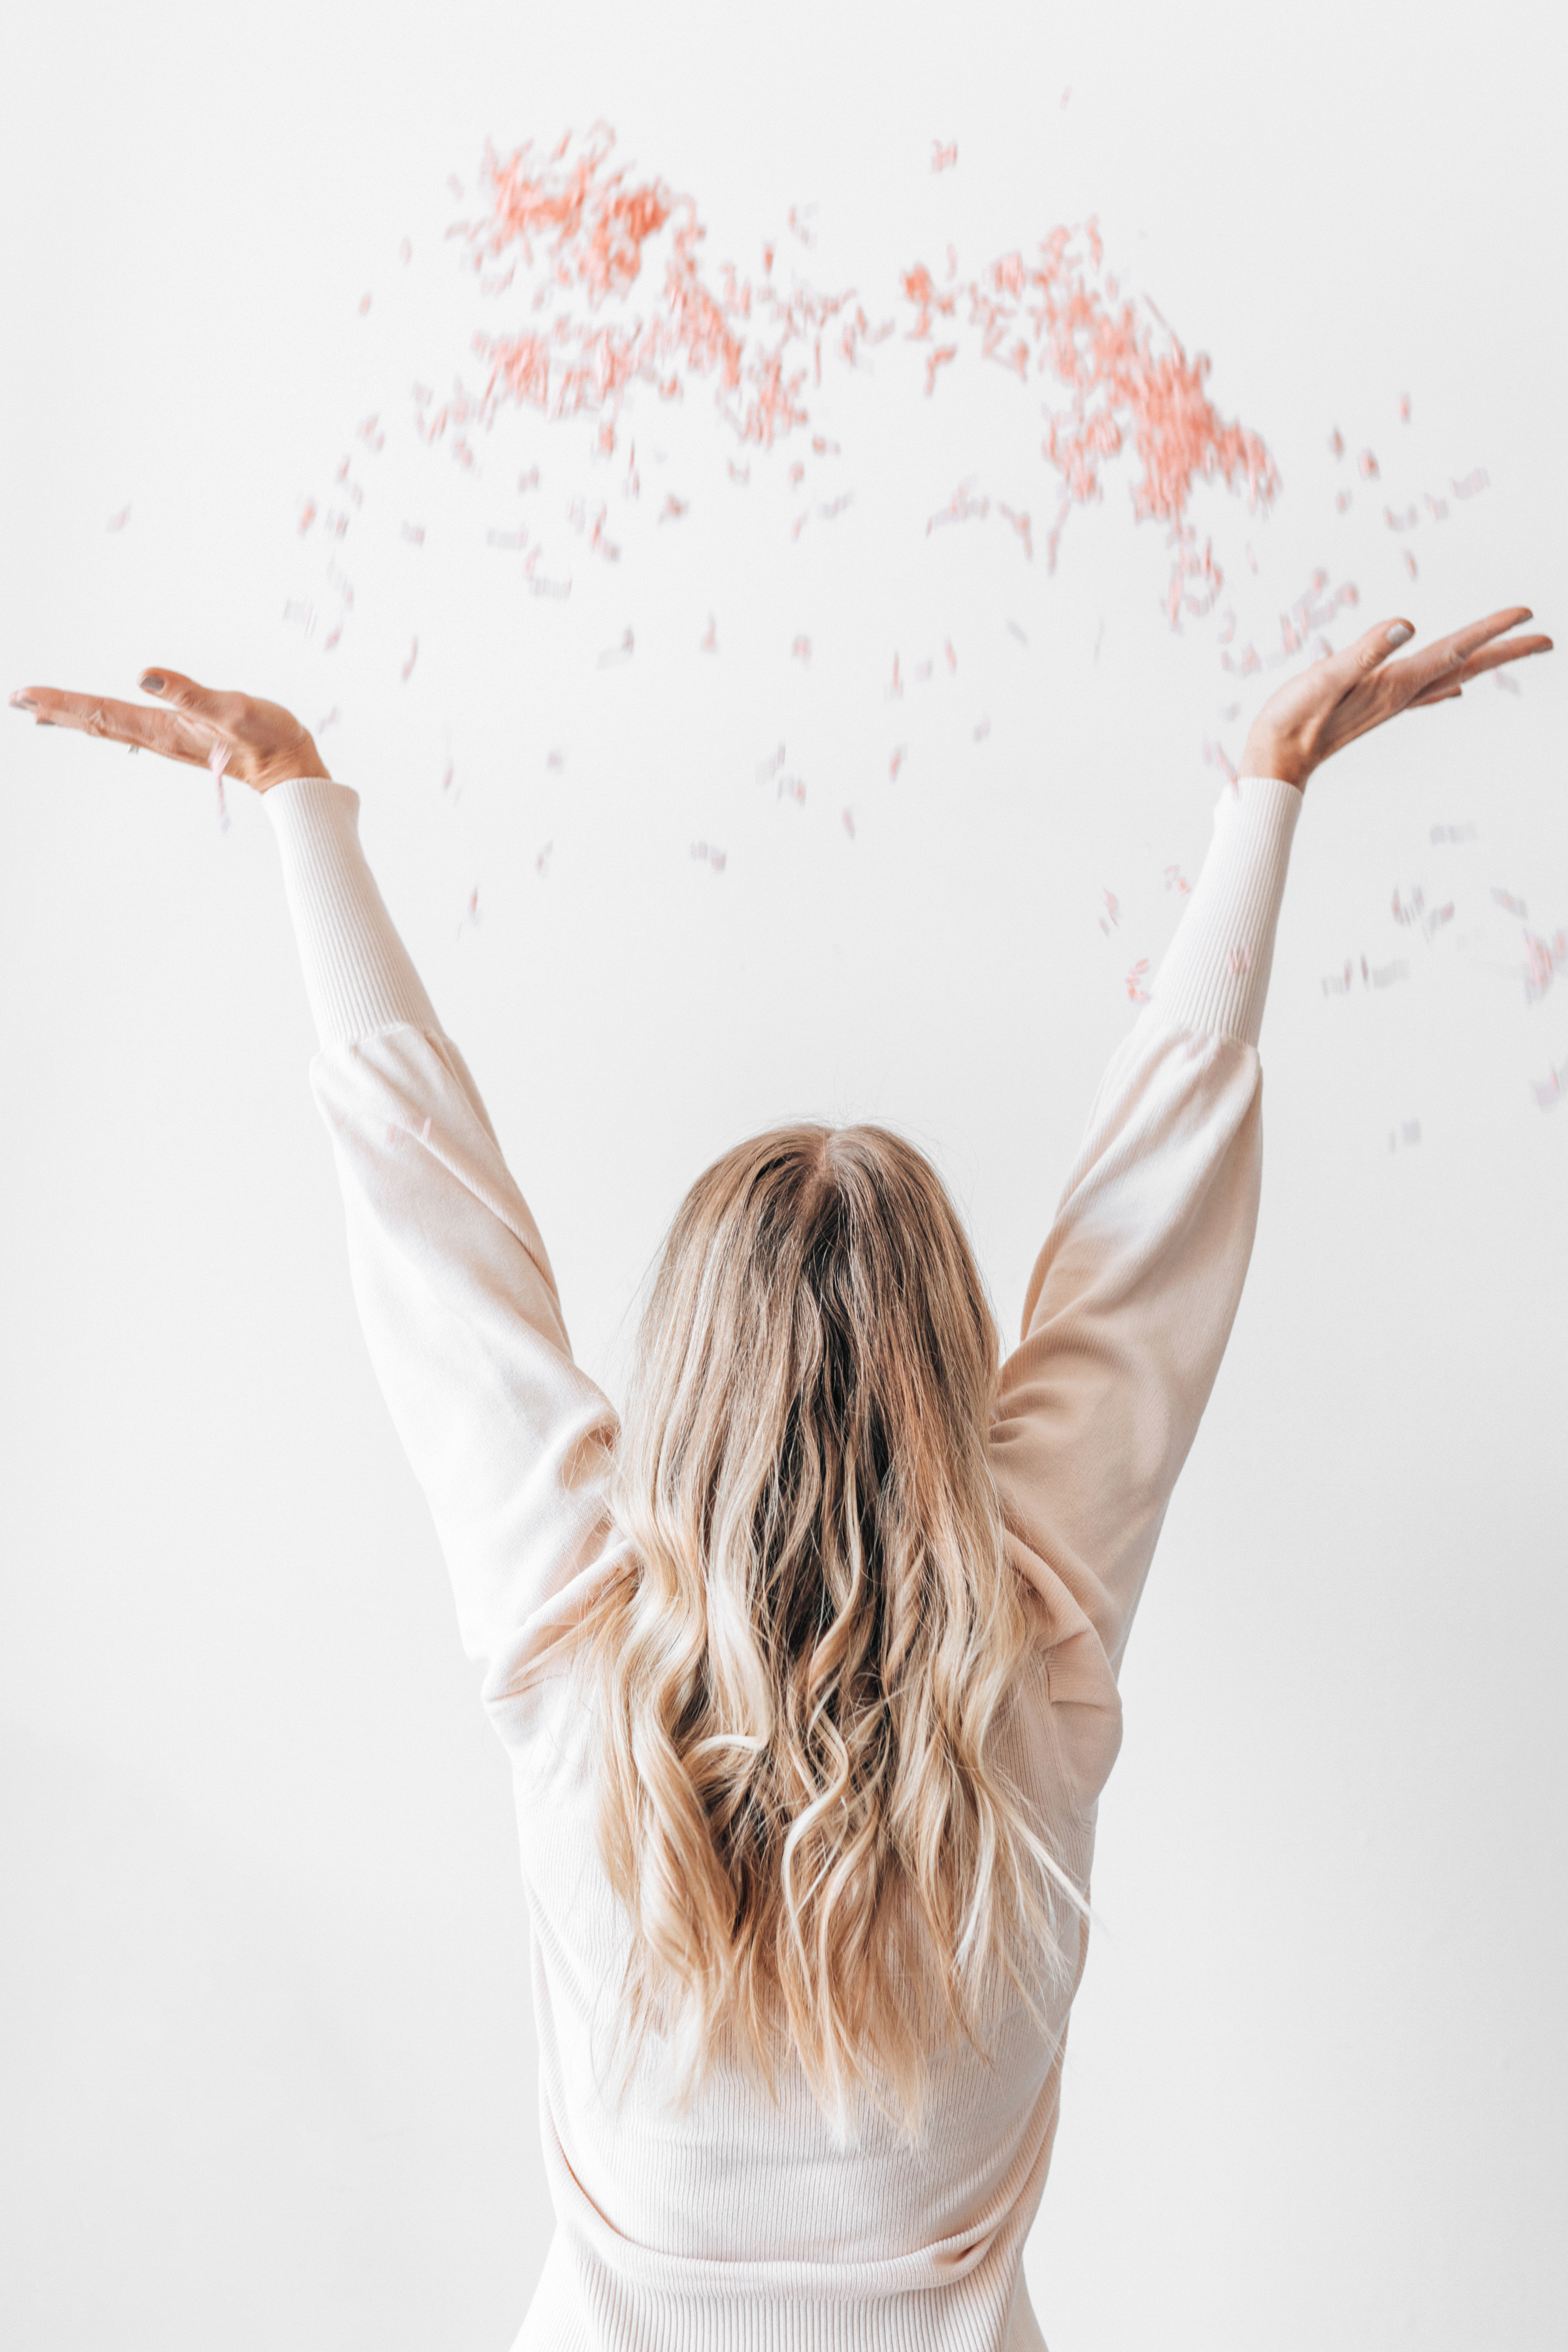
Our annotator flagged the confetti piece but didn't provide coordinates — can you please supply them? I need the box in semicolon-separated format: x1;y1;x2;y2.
1524;928;1568;1004
536;841;553;875
792;636;812;662
441;760;456;793
843;809;857;838
924;345;958;396
597;627;635;666
1383;503;1419;532
890;745;907;780
926;478;989;535
1494;671;1522;696
757;743;786;785
1201;737;1238;785
777;774;806;806
400;238;412;263
700;614;717;651
1492;888;1528;917
944;640;958;672
357;414;386;453
359;293;372;316
317;706;341;734
402;522;425;544
1357;449;1379;480
1328;427;1345;459
888;653;904;697
298;499;317;536
1397;392;1411;423
106;506;131;532
1424;492;1448;521
932;141;958;172
1098;889;1120;935
1533;1054;1568;1110
1125;958;1151;1004
1335;489;1353;514
401;637;419;681
817;493;855;520
1164;864;1190;896
487;527;529;549
691;841;727;871
973;717;990;742
546;750;564;768
518;466;540;492
1403;551;1418;581
728;460;751;484
1450;468;1489;498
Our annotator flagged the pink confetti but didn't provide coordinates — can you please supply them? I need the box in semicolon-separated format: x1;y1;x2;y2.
1164;864;1190;896
1492;888;1528;917
973;717;990;742
890;745;907;780
597;627;635;666
357;414;386;453
1424;492;1449;521
1098;889;1120;935
700;613;717;651
1403;551;1418;580
888;653;904;696
777;774;806;807
932;141;958;172
691;841;727;871
1328;427;1345;459
944;640;958;672
1383;503;1419;532
298;499;317;536
1357;449;1379;480
359;292;372;316
1450;468;1489;498
401;637;419;681
400;238;412;264
1533;1055;1568;1110
442;760;455;793
1125;958;1151;1004
1397;392;1411;423
1524;928;1568;1004
536;841;553;875
792;635;812;662
843;809;857;838
1335;488;1353;514
106;505;131;532
658;493;688;521
757;743;785;785
518;466;540;491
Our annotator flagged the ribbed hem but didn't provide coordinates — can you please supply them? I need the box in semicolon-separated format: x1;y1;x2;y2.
263;777;442;1051
1150;774;1303;1047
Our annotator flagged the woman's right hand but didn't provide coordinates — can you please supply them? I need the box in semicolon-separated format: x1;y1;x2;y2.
1241;606;1552;791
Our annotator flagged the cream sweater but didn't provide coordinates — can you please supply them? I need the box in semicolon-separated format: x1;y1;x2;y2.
265;770;1303;2352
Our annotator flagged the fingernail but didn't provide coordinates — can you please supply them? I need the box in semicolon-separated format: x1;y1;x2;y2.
8;693;35;711
1386;623;1413;647
140;672;165;693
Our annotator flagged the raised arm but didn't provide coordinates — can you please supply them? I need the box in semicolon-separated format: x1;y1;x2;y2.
8;668;625;1741
984;608;1551;1804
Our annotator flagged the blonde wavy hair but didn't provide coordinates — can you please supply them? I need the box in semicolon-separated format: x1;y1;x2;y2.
566;1122;1088;2132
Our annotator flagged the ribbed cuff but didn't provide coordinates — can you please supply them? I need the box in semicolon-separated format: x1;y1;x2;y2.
1150;774;1303;1047
263;777;442;1051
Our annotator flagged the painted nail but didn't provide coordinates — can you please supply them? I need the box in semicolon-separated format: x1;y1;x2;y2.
9;693;36;711
1386;623;1413;646
140;672;165;692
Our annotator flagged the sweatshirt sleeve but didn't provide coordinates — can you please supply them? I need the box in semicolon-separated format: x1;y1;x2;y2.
264;777;622;1738
987;773;1303;1806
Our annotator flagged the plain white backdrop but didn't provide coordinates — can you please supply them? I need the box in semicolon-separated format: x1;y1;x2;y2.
2;2;1565;2345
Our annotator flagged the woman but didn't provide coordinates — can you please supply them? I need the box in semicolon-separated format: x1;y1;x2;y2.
10;604;1550;2350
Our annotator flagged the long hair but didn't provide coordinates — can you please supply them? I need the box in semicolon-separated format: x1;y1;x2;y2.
566;1122;1089;2134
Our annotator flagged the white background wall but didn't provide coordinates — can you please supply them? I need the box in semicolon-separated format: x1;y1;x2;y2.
2;2;1564;2345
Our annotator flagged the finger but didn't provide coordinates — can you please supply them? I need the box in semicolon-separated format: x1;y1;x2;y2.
1330;615;1419;686
139;667;252;736
10;685;222;766
1399;606;1536;694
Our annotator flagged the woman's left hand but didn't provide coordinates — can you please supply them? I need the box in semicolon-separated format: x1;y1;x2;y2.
8;669;329;795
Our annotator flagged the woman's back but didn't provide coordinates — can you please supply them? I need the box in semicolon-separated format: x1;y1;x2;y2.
512;1635;1087;2349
